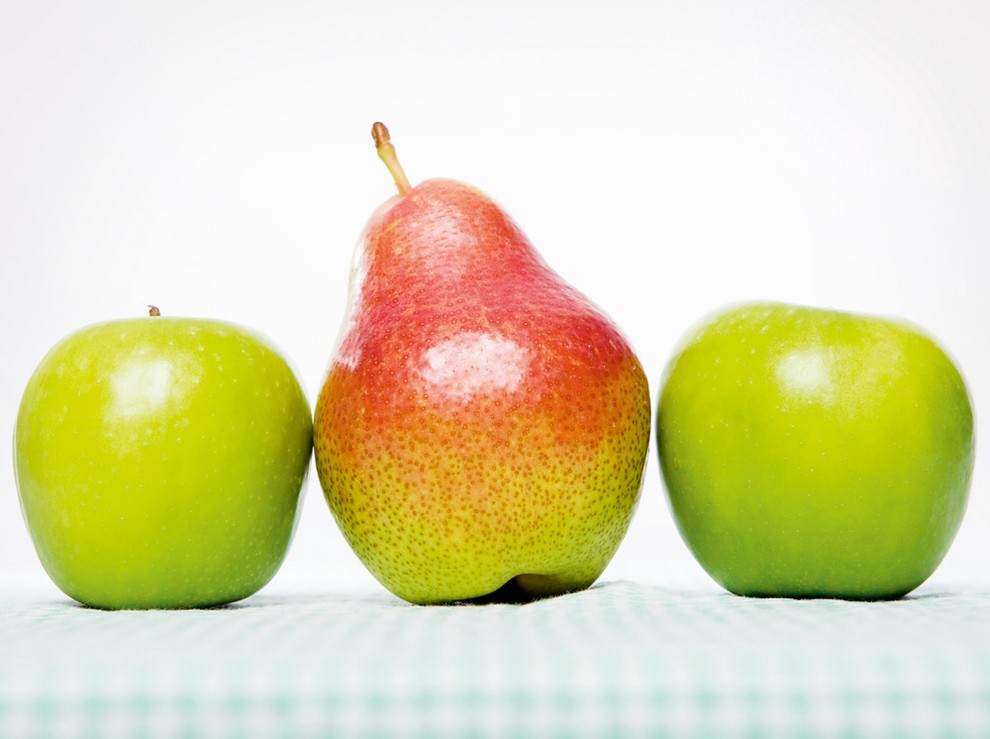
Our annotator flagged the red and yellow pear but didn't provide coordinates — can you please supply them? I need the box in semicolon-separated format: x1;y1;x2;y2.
314;124;651;604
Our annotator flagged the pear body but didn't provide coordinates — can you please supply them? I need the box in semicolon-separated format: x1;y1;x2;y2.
315;179;650;604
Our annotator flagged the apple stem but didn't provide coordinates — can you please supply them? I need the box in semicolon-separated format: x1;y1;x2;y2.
372;122;412;196
148;305;161;316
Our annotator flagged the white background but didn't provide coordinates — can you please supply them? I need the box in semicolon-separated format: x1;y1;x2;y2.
1;0;987;595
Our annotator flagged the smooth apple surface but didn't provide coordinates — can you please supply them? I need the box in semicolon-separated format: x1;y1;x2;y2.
314;126;651;604
15;316;313;609
657;302;974;600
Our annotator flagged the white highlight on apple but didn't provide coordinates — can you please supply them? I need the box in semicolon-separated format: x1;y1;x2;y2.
111;358;176;419
775;348;835;402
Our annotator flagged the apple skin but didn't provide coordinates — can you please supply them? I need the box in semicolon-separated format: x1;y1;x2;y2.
315;179;652;605
14;316;313;609
656;302;974;600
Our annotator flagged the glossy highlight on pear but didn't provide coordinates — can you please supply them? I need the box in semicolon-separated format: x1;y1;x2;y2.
314;123;651;605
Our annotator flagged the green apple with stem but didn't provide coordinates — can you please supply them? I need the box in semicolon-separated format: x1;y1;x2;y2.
656;302;975;599
14;307;313;609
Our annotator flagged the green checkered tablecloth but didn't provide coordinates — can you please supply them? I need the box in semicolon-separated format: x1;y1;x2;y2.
2;576;989;738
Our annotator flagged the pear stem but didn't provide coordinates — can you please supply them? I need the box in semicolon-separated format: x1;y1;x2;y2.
372;122;412;196
148;305;161;317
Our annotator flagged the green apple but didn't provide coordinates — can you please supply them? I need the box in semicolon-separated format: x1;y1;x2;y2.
14;310;313;609
657;302;974;599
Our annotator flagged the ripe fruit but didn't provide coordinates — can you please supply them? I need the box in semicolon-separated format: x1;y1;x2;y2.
314;124;651;604
15;309;313;609
657;302;975;599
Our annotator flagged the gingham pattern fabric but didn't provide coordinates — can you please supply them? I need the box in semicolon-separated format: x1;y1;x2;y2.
2;579;989;738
